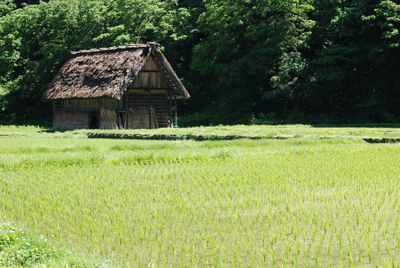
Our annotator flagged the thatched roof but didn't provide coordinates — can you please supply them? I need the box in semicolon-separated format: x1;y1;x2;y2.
42;43;190;101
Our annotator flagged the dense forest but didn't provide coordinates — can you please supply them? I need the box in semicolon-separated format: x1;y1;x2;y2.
0;0;399;125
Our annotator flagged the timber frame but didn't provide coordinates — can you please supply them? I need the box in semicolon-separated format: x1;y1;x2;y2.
42;43;189;130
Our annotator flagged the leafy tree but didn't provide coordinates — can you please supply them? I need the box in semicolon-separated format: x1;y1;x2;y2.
0;0;191;123
296;0;400;122
0;0;15;16
0;0;399;125
189;0;314;124
14;0;47;8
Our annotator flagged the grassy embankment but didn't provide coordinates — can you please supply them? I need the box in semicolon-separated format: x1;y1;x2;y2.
1;124;400;266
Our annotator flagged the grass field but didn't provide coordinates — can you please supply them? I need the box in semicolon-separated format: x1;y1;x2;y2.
1;125;400;266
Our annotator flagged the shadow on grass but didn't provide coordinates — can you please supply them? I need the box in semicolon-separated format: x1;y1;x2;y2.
39;128;68;133
364;138;400;143
311;123;400;128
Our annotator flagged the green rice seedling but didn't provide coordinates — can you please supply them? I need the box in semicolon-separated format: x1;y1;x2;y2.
1;126;400;266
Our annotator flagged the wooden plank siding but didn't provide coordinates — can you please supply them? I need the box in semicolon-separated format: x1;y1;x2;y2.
126;93;174;128
130;56;170;90
52;55;177;129
54;98;121;112
126;55;176;128
53;111;90;130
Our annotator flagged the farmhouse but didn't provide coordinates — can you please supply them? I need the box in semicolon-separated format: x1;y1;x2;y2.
42;43;190;130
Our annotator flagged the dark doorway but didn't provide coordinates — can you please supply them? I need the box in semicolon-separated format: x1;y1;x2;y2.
89;111;100;129
119;111;127;129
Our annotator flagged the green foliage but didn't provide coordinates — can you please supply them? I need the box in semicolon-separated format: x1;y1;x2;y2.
0;0;399;124
0;224;16;251
190;0;314;123
366;0;400;48
0;223;58;266
293;0;400;122
0;222;113;267
0;0;191;123
12;0;44;9
0;0;15;16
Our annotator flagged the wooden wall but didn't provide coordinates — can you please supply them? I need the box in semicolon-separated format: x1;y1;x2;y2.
131;56;170;89
54;98;121;112
52;56;178;130
126;56;176;128
53;111;89;130
99;109;119;129
126;94;173;128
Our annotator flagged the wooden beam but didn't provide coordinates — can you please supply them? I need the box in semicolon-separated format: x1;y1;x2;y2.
148;90;152;129
128;88;171;90
139;70;161;73
174;96;178;127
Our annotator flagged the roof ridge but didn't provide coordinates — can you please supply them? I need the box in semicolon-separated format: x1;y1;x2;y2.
71;44;150;55
42;42;189;102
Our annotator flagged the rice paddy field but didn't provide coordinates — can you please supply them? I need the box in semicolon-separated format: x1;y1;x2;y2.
1;124;400;267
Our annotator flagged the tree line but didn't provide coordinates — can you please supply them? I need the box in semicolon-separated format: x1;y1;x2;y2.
0;0;399;125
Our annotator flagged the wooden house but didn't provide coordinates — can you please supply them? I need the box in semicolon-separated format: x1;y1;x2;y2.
42;43;190;129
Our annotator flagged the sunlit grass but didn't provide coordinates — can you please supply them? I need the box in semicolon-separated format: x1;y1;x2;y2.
0;125;400;266
1;124;400;139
